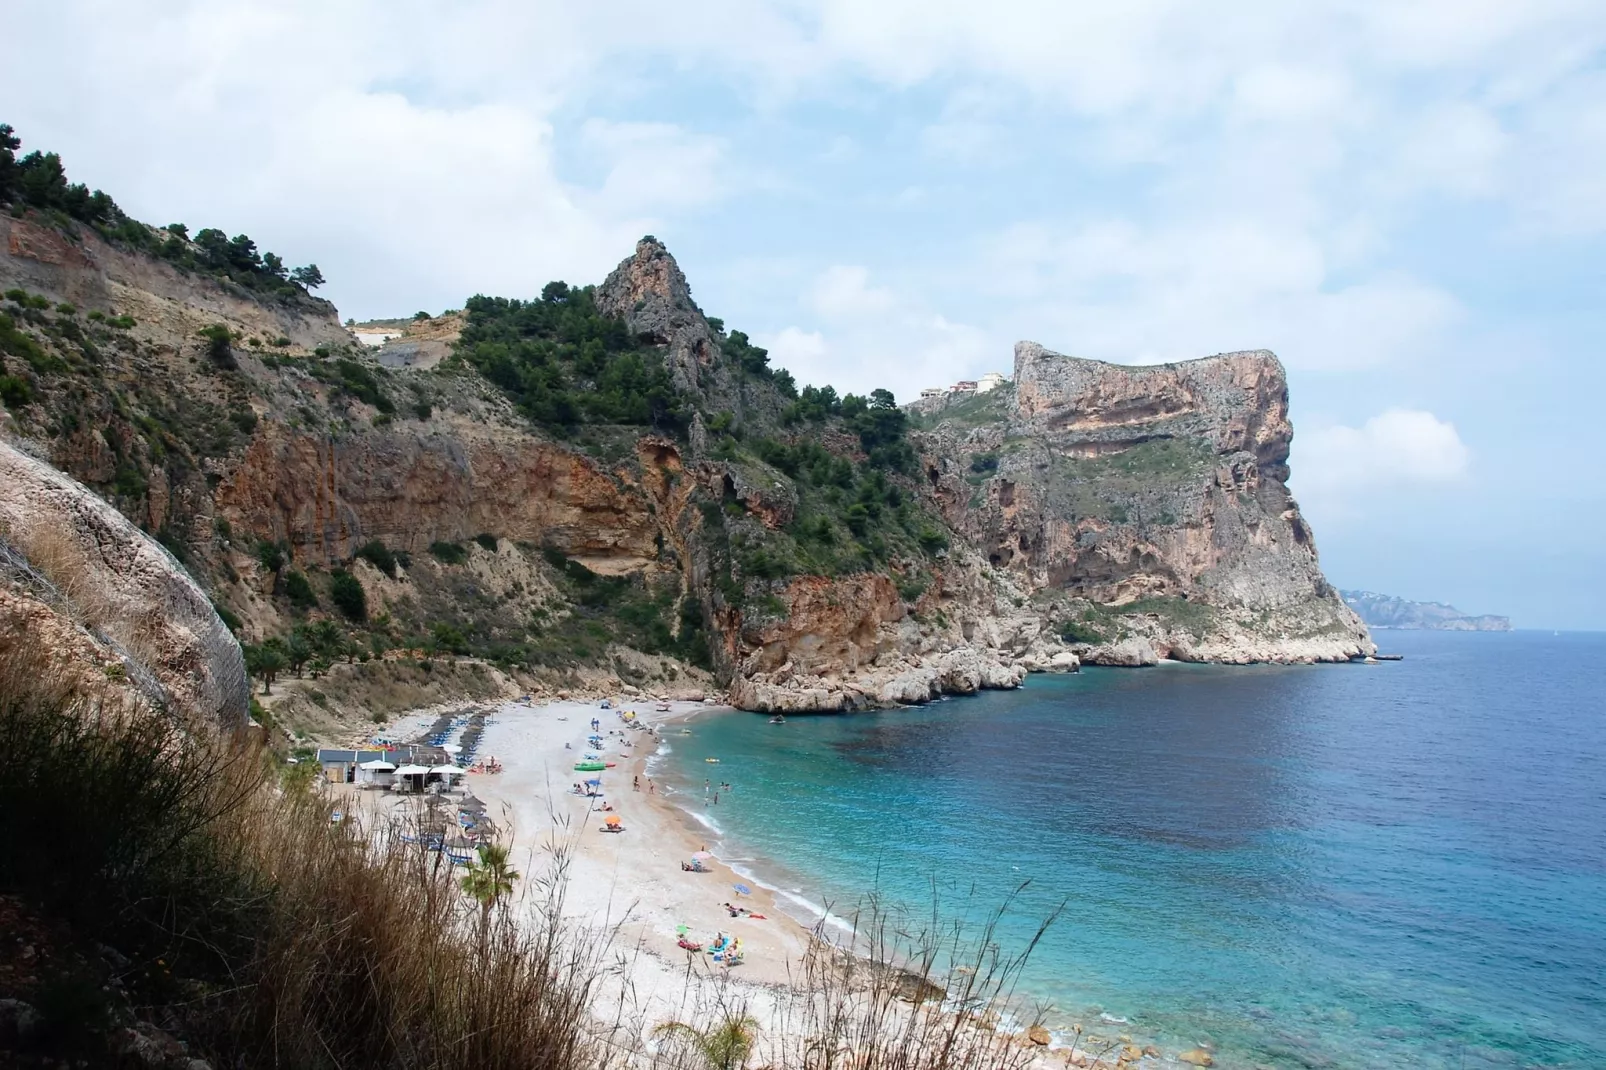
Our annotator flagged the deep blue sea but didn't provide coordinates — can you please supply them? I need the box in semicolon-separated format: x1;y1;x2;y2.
657;631;1606;1069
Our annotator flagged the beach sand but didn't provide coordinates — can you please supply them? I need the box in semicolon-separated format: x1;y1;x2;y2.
459;699;814;1045
328;698;1066;1067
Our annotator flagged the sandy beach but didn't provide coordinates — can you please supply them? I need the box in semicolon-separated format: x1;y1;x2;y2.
380;698;818;1048
324;698;1082;1067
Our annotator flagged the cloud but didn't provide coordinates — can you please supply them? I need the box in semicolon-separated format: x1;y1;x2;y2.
1292;409;1471;514
981;219;1461;371
758;266;996;399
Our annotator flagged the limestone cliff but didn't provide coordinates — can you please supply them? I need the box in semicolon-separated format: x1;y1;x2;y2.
914;343;1372;664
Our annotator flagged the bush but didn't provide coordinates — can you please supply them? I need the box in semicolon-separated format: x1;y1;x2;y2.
329;569;367;622
354;540;400;578
1059;618;1104;644
428;541;467;565
284;571;317;609
474;533;498;552
198;323;236;370
0;372;32;408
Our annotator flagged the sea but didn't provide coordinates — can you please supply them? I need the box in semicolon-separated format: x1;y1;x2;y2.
655;630;1606;1069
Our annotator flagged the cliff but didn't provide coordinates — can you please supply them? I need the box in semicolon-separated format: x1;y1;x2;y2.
913;343;1372;664
1341;590;1511;632
2;203;1368;723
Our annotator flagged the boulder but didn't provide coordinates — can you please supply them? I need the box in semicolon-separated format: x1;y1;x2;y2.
1085;637;1159;667
1179;1049;1214;1066
1028;1024;1052;1046
0;441;248;729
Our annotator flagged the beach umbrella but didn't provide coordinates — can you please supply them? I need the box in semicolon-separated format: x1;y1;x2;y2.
430;764;463;777
394;764;431;776
605;814;622;827
732;883;752;896
584;777;602;786
692;851;714;862
358;760;396;770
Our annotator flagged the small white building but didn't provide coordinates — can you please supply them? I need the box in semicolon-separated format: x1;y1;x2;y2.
952;380;978;393
976;372;1008;393
919;387;945;399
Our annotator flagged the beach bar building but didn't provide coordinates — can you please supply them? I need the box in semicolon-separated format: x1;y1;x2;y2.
356;759;396;787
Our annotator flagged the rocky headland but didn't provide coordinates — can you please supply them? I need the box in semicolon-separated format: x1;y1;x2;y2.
1341;589;1511;631
1;189;1371;722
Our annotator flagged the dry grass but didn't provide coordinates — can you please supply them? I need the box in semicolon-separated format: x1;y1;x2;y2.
0;637;613;1069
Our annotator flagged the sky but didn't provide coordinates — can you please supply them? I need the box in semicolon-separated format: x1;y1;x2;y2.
7;1;1605;628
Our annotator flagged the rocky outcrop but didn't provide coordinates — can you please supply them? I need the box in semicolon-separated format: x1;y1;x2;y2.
0;440;248;728
215;424;662;573
917;342;1372;665
0;216;349;354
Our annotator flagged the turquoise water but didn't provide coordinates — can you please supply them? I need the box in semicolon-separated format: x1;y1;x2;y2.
658;631;1606;1069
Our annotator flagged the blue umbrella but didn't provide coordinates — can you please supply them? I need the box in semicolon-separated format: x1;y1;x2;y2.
732;883;752;896
584;778;602;785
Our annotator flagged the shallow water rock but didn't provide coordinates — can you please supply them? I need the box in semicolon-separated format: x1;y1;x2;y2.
1179;1048;1214;1066
1028;1024;1052;1046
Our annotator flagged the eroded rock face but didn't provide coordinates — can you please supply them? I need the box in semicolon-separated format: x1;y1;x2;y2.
0;440;249;728
216;425;661;572
918;343;1371;665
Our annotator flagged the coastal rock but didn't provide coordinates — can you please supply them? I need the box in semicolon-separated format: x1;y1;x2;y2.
1179;1049;1214;1066
916;343;1373;666
0;440;248;729
1028;1024;1052;1046
1084;637;1159;667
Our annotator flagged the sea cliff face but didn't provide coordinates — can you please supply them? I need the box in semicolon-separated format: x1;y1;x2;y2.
2;218;1369;716
914;343;1372;665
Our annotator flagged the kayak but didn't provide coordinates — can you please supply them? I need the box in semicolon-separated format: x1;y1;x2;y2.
574;761;606;771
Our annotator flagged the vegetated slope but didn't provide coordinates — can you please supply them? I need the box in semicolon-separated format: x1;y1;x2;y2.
1341;589;1511;631
1;121;1365;725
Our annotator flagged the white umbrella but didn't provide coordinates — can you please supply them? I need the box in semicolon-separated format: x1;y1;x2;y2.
394;765;431;776
429;765;464;777
359;760;396;771
442;743;462;754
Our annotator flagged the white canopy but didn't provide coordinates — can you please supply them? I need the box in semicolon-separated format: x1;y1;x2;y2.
394;764;432;776
430;765;465;777
359;760;396;771
441;743;462;754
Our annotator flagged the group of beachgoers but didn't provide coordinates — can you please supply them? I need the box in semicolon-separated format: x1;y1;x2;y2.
568;704;664;833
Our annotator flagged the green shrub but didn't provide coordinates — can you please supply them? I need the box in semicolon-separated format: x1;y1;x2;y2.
329;570;367;622
428;541;467;565
198;323;236;370
0;373;32;409
1058;619;1104;644
354;540;400;578
284;571;317;609
474;533;498;552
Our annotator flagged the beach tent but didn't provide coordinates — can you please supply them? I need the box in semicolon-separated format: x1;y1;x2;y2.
356;759;396;787
394;764;431;791
429;764;465;784
605;814;622;827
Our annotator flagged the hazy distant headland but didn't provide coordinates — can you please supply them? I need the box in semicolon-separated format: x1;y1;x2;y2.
1340;590;1512;632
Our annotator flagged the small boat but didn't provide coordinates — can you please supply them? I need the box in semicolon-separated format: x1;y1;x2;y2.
769;715;786;724
705;757;720;764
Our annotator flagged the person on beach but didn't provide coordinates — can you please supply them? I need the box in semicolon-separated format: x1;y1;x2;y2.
649;780;655;794
633;774;640;791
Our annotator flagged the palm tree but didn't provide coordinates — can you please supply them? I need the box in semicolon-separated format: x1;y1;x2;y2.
652;1013;760;1070
460;842;518;934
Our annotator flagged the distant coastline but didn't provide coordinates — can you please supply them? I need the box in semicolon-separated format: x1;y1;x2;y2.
1341;589;1512;632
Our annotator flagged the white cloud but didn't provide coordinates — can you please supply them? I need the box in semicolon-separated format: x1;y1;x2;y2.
759;267;996;399
807;265;897;320
1293;409;1471;515
981;219;1461;371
